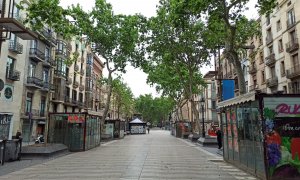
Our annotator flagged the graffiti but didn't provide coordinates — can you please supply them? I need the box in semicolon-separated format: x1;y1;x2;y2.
276;103;300;115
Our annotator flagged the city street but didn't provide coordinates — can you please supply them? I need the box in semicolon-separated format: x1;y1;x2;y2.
0;130;257;180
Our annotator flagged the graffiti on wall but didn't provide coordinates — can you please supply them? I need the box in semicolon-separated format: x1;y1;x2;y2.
264;97;300;179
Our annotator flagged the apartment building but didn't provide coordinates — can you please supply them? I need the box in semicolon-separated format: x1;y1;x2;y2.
215;55;250;102
247;33;268;93
0;0;36;140
260;0;300;94
20;29;56;142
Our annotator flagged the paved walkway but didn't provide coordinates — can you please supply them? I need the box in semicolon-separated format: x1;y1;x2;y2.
0;130;257;180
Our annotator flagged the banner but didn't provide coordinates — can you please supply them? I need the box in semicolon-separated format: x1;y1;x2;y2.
222;80;235;100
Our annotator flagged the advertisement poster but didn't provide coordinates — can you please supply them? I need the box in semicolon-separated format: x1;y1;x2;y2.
264;97;300;179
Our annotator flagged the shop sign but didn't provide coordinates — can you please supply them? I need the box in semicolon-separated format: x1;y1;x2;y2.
68;114;85;123
263;97;300;179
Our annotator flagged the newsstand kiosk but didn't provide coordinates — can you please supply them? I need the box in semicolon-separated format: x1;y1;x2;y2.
217;92;300;180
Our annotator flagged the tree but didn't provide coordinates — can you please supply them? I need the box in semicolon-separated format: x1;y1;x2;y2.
21;0;144;123
111;78;135;119
140;0;208;132
134;95;174;126
168;0;277;95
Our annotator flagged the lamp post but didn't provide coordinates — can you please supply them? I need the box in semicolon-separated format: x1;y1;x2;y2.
200;97;205;138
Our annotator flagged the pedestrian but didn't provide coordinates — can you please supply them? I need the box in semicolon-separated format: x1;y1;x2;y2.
147;127;150;134
15;130;22;139
216;128;222;149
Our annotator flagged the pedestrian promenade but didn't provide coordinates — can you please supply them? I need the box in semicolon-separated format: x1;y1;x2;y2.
0;130;257;180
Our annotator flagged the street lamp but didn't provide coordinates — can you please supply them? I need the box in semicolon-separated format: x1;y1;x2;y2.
200;97;205;138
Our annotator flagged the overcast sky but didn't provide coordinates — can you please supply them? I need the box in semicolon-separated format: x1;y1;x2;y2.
60;0;258;98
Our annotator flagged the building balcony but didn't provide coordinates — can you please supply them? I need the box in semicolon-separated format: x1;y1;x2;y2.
26;77;44;89
43;56;56;67
287;19;296;30
54;70;66;79
29;48;45;62
8;40;23;54
51;91;65;102
286;38;299;53
73;81;79;89
266;77;278;88
248;65;257;74
249;85;258;92
55;49;70;59
6;70;20;81
23;109;45;119
266;35;273;45
79;84;84;91
74;64;79;72
0;12;37;40
85;86;92;92
40;82;55;92
40;28;56;46
80;69;84;76
288;82;300;94
265;53;276;66
286;64;300;79
66;77;72;85
78;101;85;108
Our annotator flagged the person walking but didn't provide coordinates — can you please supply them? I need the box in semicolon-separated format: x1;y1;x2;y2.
147;127;150;134
216;128;222;149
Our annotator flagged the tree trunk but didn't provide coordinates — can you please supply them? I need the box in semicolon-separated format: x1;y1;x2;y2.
101;71;113;135
223;50;247;95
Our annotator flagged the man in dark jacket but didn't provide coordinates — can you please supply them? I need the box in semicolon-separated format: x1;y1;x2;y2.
216;129;222;149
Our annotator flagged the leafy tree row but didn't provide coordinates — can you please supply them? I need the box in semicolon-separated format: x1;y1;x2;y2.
134;94;174;126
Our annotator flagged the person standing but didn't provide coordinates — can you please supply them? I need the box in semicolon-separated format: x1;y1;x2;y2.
147;127;150;134
216;129;222;149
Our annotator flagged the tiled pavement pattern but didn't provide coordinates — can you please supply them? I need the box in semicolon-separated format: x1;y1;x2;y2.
0;130;258;180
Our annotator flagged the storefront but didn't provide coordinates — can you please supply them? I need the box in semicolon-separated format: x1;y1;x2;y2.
218;92;300;180
0;113;13;140
48;113;101;151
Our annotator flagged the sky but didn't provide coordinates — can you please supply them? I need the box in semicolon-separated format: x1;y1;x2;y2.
60;0;258;98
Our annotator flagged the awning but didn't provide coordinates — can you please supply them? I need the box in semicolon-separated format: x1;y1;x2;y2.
0;112;13;115
217;91;256;108
130;118;145;124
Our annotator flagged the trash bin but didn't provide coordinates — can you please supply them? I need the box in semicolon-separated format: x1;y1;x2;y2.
4;139;21;162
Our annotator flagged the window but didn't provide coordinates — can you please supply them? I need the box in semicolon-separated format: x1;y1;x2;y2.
43;69;49;83
211;101;216;109
271;66;276;77
269;45;273;54
266;15;270;26
267;28;272;43
290;30;297;43
287;9;296;28
30;40;37;49
56;57;66;76
281;61;285;76
40;96;46;117
262;70;265;83
276;20;281;31
283;86;287;94
28;62;36;77
72;90;77;100
6;57;15;78
80;77;83;85
79;93;83;102
260;52;264;64
73;72;76;83
45;46;50;61
66;87;70;98
25;93;33;113
292;54;299;66
278;39;283;52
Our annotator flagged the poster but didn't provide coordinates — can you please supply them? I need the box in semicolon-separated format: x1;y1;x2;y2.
264;97;300;179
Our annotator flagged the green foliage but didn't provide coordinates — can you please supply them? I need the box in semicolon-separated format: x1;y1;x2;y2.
135;94;175;125
111;78;135;118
